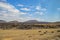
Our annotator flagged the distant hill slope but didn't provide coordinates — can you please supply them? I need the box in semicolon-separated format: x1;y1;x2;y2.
23;20;51;24
8;21;19;23
0;20;60;24
0;20;6;23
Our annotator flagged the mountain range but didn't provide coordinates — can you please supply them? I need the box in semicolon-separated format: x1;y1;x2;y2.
0;20;60;24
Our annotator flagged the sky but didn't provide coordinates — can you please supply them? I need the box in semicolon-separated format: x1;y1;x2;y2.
0;0;60;22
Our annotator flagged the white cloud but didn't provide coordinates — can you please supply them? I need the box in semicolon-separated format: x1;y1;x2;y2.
0;2;27;15
35;12;44;15
0;2;46;22
57;8;60;11
41;8;47;11
35;5;47;16
17;4;24;7
0;2;21;14
20;12;27;14
24;17;45;21
29;6;34;8
36;6;47;11
0;2;27;21
36;6;41;10
35;12;40;14
20;8;30;11
29;14;33;16
0;0;7;2
2;14;8;16
40;12;44;15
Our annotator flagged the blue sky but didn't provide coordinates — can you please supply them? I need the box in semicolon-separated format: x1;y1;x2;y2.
0;0;60;22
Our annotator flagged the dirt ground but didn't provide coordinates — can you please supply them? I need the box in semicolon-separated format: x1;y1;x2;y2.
0;29;60;40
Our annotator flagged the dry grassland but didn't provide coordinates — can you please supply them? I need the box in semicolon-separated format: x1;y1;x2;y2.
0;29;60;40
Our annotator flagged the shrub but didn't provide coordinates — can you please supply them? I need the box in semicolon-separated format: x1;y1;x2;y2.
57;30;60;32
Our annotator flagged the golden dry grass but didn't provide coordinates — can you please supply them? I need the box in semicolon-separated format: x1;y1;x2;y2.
0;29;60;40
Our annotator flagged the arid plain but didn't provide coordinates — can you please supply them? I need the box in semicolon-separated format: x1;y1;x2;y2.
0;29;60;40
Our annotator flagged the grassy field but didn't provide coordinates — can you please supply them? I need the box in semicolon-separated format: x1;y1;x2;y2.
0;29;60;40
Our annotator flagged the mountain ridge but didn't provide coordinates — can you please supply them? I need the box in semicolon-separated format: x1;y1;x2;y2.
0;20;60;24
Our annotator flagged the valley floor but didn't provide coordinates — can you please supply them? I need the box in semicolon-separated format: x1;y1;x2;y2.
0;29;60;40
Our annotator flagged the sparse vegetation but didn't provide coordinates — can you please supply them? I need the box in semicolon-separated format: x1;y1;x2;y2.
0;21;60;40
0;29;60;40
57;30;60;32
0;23;60;29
